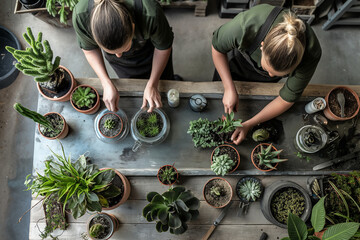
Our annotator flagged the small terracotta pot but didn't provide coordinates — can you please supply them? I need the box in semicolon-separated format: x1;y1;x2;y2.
38;112;69;140
87;212;120;240
251;143;279;172
157;165;179;186
211;144;240;174
98;113;123;139
323;86;360;121
70;84;100;115
100;168;131;210
37;65;77;102
314;230;325;239
203;177;233;208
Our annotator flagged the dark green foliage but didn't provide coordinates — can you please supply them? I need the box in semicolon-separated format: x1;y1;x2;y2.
215;112;242;134
46;0;79;24
5;27;60;82
14;103;55;131
159;166;177;185
257;144;287;169
143;187;200;235
187;118;223;148
104;119;116;130
89;223;105;238
72;87;96;109
136;113;162;138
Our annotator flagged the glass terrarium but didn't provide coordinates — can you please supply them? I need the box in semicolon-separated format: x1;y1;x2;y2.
294;125;328;153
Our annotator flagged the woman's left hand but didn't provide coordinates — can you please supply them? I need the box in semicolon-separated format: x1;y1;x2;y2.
231;121;253;145
142;84;162;112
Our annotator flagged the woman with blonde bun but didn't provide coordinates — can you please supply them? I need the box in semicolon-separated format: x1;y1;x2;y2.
212;4;321;144
73;0;175;112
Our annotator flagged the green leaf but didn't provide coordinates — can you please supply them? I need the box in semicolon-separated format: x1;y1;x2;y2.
98;195;109;208
98;185;121;198
175;199;189;212
158;208;169;225
87;192;99;202
156;221;163;233
147;192;159;202
87;200;102;212
308;236;321;240
168;213;181;229
287;212;308;240
311;197;326;232
323;222;359;240
173;222;188;235
185;197;200;210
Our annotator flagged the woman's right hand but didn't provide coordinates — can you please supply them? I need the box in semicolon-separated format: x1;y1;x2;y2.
102;82;119;112
223;88;239;113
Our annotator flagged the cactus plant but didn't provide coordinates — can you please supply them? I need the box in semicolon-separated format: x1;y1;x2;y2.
72;87;96;109
211;154;235;176
46;0;80;25
89;223;105;238
104;119;116;130
238;178;262;202
257;144;287;170
13;103;55;131
136;112;162;138
158;165;177;185
143;187;200;235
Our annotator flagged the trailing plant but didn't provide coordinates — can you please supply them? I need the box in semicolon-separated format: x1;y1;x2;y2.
238;178;262;202
252;128;270;142
215;112;243;134
143;186;200;235
104;119;116;130
136;112;162;137
159;165;177;185
89;223;105;239
72;87;96;109
46;0;80;24
256;144;287;169
281;197;360;240
211;153;235;176
187;118;222;148
24;142;121;219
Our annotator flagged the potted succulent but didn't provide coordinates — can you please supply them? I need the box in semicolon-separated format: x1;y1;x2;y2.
323;86;360;121
203;177;233;208
143;186;200;235
5;27;76;101
70;84;100;114
251;143;287;172
87;212;120;240
236;177;263;203
157;164;179;186
13;103;69;140
210;144;240;176
215;112;243;143
98;113;123;138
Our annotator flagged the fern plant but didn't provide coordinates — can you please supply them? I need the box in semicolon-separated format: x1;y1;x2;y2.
256;144;287;169
72;86;96;109
211;154;235;176
238;178;262;202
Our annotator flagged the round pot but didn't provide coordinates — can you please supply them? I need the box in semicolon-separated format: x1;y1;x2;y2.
101;169;131;210
87;212;120;240
323;86;360;121
157;165;179;186
211;144;240;174
260;180;312;228
37;65;77;102
38;112;69;140
251;143;279;172
203;177;233;208
70;84;100;114
94;109;129;143
294;125;328;153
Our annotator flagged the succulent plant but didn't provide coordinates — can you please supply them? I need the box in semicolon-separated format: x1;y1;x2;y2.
72;87;96;109
211;154;235;176
136;112;162;138
89;223;105;238
147;126;160;137
210;186;222;197
215;112;242;134
14;103;55;131
147;113;158;125
252;128;270;142
187;118;222;148
143;187;200;235
257;144;287;169
159;166;177;185
104;119;116;130
238;178;262;202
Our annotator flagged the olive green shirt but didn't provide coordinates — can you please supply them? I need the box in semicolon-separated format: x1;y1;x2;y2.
72;0;174;51
212;4;322;102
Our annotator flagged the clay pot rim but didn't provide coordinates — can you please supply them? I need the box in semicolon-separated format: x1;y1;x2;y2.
70;84;100;114
203;177;233;209
210;144;240;174
157;165;179;186
251;143;279;172
38;112;67;140
98;112;124;139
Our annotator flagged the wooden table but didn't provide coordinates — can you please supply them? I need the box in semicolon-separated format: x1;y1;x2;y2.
29;79;360;240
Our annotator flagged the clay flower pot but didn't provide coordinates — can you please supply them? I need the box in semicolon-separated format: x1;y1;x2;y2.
251;143;279;172
323;86;360;121
37;65;77;102
38;112;69;140
98;113;124;139
157;165;179;186
70;84;100;115
87;212;120;240
211;144;240;174
100;168;131;210
203;177;233;208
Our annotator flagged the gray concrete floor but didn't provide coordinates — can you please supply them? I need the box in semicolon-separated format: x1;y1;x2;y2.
0;0;359;239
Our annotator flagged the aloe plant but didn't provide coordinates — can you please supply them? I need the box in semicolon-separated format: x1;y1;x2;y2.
238;178;262;202
143;187;200;235
72;87;96;109
215;112;243;134
256;144;287;169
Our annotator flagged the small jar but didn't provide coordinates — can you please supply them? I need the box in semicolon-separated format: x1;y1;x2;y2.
189;94;207;112
305;97;326;114
167;89;180;108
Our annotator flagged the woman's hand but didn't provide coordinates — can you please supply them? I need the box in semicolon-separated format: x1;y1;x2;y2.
231;121;253;145
142;84;162;112
223;88;239;113
103;82;119;112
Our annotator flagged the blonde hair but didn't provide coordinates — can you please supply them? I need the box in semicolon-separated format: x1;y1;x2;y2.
262;12;306;72
91;0;133;50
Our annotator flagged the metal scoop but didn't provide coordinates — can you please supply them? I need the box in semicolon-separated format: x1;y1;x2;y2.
337;92;345;118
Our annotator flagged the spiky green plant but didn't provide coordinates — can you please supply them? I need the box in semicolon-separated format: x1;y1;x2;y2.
104;119;116;130
136;112;162;138
159;166;177;185
147;126;160;137
215;112;242;134
89;223;105;238
210;186;222;197
257;144;287;170
238;179;262;202
143;187;200;235
72;87;96;108
211;154;235;176
147;113;158;125
46;0;80;24
5;27;61;83
136;118;145;129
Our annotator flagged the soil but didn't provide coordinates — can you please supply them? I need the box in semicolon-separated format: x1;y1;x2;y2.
253;145;276;170
218;132;232;143
72;87;98;111
39;113;64;138
39;68;71;98
107;174;124;207
136;111;163;138
158;166;177;185
99;113;122;137
204;179;232;207
213;146;239;172
89;215;111;239
329;88;358;117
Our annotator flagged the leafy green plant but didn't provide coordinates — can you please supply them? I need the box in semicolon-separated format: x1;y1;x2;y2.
72;87;96;109
210;186;222;197
89;223;105;238
256;144;287;169
252;128;270;142
104;119;116;130
143;187;200;235
211;153;235;176
187;118;223;148
24;142;121;219
46;0;80;24
238;179;262;202
158;165;177;185
215;112;242;134
281;197;360;240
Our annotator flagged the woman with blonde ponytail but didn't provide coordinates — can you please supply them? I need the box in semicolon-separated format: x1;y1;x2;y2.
212;4;321;145
73;0;175;112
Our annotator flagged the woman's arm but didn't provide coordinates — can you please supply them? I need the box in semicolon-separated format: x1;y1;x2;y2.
231;96;294;144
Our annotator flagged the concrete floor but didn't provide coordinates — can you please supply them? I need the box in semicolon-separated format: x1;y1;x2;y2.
0;0;359;239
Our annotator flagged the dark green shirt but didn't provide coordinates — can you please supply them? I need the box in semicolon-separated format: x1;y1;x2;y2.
72;0;174;51
212;4;322;102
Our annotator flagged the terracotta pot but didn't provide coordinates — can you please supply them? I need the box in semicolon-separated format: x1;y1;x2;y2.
203;177;233;208
38;112;69;140
314;230;325;239
157;165;179;186
70;84;100;115
323;86;360;121
211;144;240;174
100;168;131;210
251;143;279;172
37;65;77;102
87;212;120;240
98;113;124;139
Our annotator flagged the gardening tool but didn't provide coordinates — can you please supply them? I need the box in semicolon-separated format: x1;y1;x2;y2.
313;150;360;171
202;201;233;240
337;92;346;118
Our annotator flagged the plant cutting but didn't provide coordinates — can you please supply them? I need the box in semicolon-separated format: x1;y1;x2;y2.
210;144;240;176
87;212;120;240
203;177;233;208
5;27;76;101
14;103;69;140
157;165;179;186
215;112;243;142
143;186;200;235
70;85;100;114
46;0;79;25
251;143;287;171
